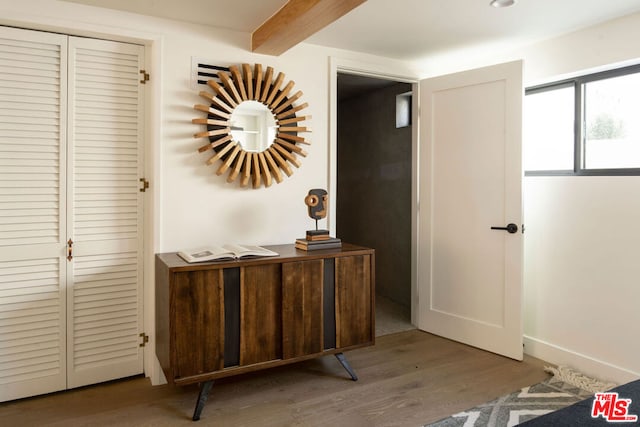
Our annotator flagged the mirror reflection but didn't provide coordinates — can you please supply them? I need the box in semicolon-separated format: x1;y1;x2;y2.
230;100;277;152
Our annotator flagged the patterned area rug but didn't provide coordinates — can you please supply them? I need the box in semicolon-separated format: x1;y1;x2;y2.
424;366;615;427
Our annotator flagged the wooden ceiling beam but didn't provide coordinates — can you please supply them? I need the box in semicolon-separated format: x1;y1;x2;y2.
252;0;366;56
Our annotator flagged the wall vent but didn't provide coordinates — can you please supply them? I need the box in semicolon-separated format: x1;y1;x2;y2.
191;57;230;89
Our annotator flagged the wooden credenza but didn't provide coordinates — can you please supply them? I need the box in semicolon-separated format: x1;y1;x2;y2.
155;243;375;420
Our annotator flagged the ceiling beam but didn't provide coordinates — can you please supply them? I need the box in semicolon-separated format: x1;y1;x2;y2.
252;0;366;56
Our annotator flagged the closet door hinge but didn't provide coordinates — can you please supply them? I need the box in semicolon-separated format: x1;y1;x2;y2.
139;333;149;347
139;70;150;84
139;178;149;192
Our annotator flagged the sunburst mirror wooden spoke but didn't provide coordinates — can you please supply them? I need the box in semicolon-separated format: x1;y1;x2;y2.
193;63;311;188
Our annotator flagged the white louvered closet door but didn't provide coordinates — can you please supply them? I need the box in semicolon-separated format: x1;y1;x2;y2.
0;27;68;402
66;37;144;388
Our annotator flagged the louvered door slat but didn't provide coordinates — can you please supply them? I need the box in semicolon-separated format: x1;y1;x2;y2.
0;26;67;401
67;37;144;389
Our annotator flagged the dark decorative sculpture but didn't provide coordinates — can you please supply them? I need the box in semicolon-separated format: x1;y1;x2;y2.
297;188;341;250
304;188;328;234
305;188;327;220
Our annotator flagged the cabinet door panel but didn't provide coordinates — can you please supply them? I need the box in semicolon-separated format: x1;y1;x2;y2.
173;270;224;378
335;255;373;348
240;264;282;365
282;260;324;358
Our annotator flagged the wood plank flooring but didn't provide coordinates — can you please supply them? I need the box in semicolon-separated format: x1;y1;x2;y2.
0;330;550;427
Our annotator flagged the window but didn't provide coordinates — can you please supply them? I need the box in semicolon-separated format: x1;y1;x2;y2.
524;64;640;176
524;85;575;171
396;91;412;128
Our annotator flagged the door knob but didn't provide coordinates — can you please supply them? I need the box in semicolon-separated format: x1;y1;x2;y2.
491;223;518;234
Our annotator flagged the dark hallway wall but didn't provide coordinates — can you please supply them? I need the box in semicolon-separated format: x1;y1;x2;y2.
336;81;412;307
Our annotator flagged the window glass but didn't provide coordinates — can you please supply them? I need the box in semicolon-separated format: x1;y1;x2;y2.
396;92;412;128
524;86;574;171
583;72;640;169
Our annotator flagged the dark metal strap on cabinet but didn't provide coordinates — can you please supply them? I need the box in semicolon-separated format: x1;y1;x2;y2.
223;268;240;367
323;258;336;350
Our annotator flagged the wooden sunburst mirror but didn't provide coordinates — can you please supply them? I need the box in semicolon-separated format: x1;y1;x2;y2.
193;63;311;188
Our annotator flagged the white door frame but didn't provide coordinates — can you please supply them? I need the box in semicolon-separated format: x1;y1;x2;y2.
328;57;420;324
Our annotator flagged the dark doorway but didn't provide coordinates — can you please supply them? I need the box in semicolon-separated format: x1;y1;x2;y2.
335;73;413;335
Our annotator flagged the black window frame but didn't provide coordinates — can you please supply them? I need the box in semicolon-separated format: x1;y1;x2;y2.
525;63;640;177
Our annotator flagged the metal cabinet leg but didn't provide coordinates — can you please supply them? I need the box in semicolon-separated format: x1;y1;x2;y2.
192;380;214;421
335;353;358;381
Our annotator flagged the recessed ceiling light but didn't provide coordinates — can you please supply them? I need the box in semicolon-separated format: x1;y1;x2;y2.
490;0;516;7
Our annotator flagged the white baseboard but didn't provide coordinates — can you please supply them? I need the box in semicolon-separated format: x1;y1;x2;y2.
149;355;167;386
524;335;640;385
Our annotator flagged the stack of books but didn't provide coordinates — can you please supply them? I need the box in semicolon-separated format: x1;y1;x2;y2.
295;230;342;251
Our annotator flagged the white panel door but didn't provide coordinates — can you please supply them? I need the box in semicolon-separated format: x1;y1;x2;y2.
417;61;523;360
0;26;68;401
66;37;145;388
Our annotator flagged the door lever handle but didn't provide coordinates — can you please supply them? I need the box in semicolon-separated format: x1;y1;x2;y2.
491;223;518;234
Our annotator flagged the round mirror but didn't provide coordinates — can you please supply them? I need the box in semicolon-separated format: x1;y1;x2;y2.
230;100;277;152
193;63;311;189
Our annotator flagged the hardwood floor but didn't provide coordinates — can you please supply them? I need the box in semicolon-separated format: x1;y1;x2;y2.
0;330;550;427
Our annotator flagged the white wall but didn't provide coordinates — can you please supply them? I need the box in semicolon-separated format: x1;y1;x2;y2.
518;14;640;384
524;177;640;384
158;39;331;251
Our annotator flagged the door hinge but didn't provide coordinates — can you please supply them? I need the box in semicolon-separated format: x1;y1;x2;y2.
139;178;149;192
140;70;150;84
139;332;149;347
